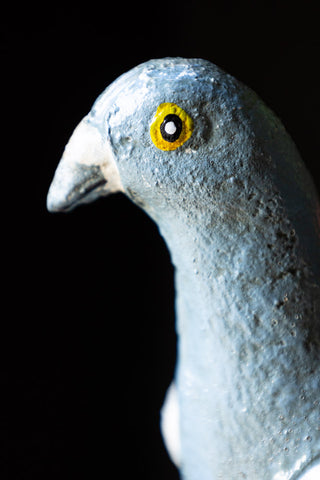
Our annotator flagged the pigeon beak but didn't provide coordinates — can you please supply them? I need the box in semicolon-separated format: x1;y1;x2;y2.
47;117;124;212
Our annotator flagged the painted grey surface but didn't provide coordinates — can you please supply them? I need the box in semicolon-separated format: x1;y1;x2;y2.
47;58;320;480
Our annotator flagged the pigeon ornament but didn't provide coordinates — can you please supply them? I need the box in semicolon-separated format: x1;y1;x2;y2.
47;58;320;480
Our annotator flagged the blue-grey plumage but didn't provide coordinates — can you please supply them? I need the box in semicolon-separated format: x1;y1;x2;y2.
47;58;320;480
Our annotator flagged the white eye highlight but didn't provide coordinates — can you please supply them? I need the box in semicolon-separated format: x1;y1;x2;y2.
164;121;177;135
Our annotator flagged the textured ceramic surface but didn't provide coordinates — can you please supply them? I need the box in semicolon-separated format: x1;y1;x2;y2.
47;58;320;480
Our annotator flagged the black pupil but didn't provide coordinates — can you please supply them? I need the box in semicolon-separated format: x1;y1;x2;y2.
160;114;182;142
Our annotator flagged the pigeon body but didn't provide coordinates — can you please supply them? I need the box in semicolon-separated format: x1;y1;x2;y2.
47;58;320;480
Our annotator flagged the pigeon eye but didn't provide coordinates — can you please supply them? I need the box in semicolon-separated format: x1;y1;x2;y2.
160;114;182;142
150;103;194;151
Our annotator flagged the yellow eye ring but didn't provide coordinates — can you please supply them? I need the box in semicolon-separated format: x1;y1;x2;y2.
150;103;194;151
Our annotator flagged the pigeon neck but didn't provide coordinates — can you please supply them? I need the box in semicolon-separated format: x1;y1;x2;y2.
159;204;320;359
160;210;320;479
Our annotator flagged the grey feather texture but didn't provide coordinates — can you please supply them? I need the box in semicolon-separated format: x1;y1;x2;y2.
47;58;320;480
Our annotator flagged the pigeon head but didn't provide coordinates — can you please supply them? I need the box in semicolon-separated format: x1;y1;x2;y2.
47;57;319;273
47;58;269;225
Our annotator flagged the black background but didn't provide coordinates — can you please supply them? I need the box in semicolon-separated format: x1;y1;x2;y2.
5;1;319;479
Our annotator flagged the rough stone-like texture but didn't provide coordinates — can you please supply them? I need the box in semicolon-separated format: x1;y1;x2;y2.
47;58;320;480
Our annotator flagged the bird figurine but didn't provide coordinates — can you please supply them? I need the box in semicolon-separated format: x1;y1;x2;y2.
47;58;320;480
